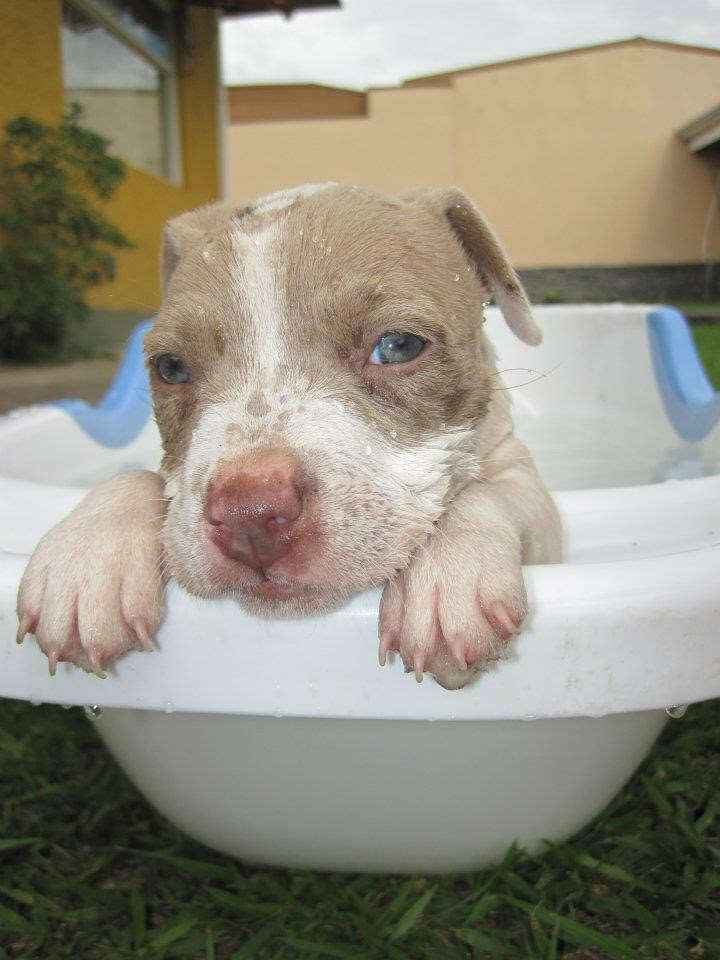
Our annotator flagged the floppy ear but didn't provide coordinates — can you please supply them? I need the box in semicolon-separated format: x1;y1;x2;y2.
160;200;239;294
403;187;541;346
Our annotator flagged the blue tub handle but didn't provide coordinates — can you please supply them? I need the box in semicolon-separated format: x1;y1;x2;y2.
647;307;720;442
52;318;154;448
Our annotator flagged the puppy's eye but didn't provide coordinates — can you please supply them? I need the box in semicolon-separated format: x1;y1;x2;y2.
369;333;426;365
153;354;190;384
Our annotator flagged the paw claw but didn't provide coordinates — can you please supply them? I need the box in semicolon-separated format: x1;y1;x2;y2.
483;600;520;639
447;639;468;671
86;645;107;679
47;650;59;676
378;632;397;667
132;620;155;653
16;613;36;645
413;650;426;683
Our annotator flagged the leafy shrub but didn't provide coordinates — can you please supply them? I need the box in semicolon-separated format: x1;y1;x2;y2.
0;104;132;362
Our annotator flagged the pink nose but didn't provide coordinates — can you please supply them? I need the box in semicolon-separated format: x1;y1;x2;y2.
205;450;305;570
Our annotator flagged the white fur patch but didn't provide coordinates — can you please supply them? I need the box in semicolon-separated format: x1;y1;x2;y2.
164;377;474;600
230;219;285;390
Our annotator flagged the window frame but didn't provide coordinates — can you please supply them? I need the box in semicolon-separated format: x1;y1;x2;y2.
62;0;183;185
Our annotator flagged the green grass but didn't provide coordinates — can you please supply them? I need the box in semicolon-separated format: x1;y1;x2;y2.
692;322;720;390
0;698;718;960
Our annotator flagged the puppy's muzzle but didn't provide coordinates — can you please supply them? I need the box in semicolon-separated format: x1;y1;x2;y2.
204;449;305;571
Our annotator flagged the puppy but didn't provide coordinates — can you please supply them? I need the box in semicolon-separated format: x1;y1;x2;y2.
16;184;561;689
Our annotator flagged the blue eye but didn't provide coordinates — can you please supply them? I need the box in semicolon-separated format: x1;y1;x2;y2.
154;354;190;384
369;332;426;365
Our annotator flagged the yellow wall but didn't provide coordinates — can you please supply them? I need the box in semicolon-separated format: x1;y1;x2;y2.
228;39;720;269
0;0;222;311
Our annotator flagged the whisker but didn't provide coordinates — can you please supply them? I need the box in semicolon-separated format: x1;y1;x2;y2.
491;362;562;391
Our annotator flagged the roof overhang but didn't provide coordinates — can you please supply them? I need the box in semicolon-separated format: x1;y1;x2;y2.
677;103;720;152
187;0;340;17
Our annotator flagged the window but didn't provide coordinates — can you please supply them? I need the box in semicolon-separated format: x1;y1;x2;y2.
60;0;181;182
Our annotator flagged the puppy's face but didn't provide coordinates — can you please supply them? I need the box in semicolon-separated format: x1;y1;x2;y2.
145;184;539;615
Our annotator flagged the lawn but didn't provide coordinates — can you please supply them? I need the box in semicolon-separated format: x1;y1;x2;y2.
692;323;720;390
0;696;718;960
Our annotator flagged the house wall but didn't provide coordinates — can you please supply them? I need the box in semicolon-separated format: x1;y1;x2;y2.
0;0;222;312
452;41;720;268
228;39;720;272
229;86;456;199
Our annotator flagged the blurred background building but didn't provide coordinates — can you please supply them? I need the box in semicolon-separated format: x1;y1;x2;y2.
227;37;720;301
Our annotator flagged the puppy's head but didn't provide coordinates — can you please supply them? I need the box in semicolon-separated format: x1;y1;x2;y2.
145;184;539;615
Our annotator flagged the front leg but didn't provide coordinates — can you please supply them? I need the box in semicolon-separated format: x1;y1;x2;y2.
16;470;168;676
378;442;561;689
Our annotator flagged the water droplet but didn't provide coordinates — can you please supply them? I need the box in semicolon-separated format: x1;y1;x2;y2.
84;704;103;719
365;444;372;455
454;274;461;282
163;700;175;714
390;429;397;439
665;704;688;719
201;249;212;263
299;228;304;236
466;265;472;272
482;299;492;308
326;245;332;253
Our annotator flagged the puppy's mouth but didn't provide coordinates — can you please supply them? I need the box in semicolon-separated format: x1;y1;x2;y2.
249;577;321;602
200;522;326;603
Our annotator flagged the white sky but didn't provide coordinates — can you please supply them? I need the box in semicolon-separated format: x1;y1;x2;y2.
221;0;720;90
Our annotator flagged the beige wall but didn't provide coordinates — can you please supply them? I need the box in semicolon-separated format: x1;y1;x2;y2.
228;39;720;269
230;86;455;199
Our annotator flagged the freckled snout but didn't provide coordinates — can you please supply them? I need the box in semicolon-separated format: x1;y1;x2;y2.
205;450;305;571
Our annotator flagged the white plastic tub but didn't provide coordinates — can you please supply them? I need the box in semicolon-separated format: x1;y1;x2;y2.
1;304;719;873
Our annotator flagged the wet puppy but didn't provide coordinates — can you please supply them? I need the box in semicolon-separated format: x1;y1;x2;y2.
17;184;561;688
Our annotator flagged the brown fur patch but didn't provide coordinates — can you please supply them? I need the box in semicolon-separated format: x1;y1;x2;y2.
148;184;532;467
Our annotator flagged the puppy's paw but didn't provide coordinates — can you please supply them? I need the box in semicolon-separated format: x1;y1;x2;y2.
16;471;167;676
378;539;527;690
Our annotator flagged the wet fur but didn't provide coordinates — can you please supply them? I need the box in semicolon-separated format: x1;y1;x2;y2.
17;183;561;688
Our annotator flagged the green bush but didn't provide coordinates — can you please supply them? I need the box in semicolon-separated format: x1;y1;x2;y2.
0;104;132;362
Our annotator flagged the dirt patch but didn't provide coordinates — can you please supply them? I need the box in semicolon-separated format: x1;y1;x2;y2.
0;357;120;415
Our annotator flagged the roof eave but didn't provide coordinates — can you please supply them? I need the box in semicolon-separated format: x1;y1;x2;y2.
678;103;720;152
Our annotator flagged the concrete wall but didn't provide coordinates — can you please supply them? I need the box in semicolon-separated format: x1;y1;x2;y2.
228;39;720;270
0;0;222;311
